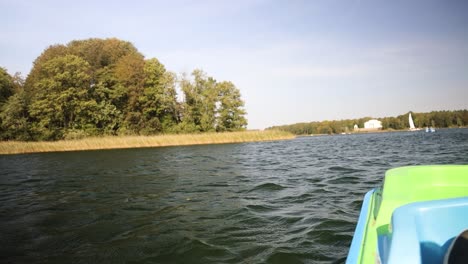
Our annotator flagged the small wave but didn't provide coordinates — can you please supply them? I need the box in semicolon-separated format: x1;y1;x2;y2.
351;199;364;209
246;204;278;213
154;205;186;214
326;176;360;184
312;218;355;233
203;183;230;187
275;193;313;203
360;160;390;167
249;182;286;192
328;166;365;174
266;250;304;264
307;230;353;245
266;249;334;264
20;178;43;184
122;206;154;211
306;177;326;184
185;237;239;261
267;215;303;225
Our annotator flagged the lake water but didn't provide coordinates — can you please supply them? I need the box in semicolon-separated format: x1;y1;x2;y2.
1;128;467;264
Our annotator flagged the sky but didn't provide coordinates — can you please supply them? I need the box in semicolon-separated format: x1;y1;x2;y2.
1;0;468;129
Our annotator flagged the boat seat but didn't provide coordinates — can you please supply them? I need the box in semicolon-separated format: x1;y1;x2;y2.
377;197;468;264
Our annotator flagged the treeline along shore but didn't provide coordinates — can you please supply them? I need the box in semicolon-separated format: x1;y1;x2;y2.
0;38;250;142
267;110;468;135
0;38;298;154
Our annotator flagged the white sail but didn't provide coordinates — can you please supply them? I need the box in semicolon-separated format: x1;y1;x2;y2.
409;113;416;130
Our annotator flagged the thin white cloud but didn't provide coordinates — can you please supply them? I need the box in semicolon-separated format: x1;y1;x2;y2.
271;65;372;78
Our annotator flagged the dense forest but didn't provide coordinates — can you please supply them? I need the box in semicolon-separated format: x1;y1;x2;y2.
0;38;247;141
267;110;468;135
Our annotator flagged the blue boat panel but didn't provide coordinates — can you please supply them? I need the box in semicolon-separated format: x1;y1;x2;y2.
379;197;468;264
346;189;375;264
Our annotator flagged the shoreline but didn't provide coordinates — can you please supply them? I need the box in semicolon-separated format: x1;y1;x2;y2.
297;127;466;137
0;131;295;155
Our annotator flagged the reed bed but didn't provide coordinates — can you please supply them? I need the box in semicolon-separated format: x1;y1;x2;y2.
0;130;295;155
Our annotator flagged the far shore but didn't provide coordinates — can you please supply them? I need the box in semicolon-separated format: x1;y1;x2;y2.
297;126;466;137
296;129;397;137
0;130;295;155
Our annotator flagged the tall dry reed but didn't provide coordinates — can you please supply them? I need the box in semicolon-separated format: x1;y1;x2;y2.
0;130;294;155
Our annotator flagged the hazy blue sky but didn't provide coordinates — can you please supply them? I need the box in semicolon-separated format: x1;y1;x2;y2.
1;0;467;129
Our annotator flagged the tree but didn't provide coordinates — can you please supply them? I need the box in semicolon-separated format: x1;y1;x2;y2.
216;81;247;131
67;38;141;85
140;58;179;134
179;73;200;132
29;55;92;140
90;66;125;134
114;53;146;134
0;91;31;140
24;44;69;92
196;71;218;132
178;70;247;133
0;67;15;107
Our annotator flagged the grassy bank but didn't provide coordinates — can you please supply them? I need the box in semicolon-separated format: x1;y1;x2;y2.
0;130;295;155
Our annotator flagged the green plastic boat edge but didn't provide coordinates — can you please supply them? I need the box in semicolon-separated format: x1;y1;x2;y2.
347;165;468;264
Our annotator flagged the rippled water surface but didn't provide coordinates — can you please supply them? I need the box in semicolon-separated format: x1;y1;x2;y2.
1;129;468;263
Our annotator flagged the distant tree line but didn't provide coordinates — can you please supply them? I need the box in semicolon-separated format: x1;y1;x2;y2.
267;110;468;135
0;38;247;141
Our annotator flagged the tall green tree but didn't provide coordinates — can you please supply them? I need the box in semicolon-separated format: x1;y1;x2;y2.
114;53;146;134
180;70;218;132
89;66;124;134
140;58;179;134
0;91;31;140
0;67;15;107
24;44;69;92
196;71;218;132
29;55;92;140
68;38;139;71
216;81;247;131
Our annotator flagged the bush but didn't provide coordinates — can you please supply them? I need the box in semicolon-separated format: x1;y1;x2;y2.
64;129;88;140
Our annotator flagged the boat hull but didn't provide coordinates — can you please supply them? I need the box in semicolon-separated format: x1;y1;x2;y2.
346;165;468;264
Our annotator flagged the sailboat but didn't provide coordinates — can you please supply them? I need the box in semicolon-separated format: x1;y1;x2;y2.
408;113;420;131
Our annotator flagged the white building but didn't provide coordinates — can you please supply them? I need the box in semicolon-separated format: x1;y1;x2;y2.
364;119;382;129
